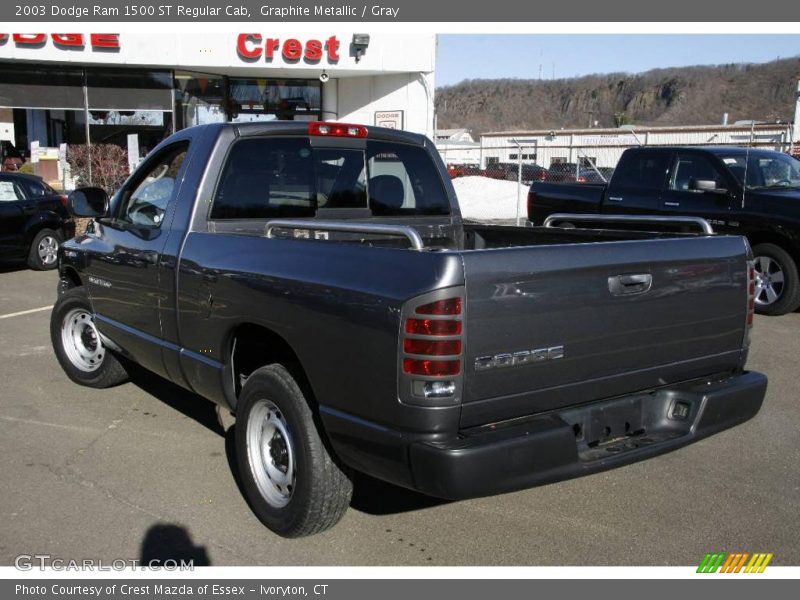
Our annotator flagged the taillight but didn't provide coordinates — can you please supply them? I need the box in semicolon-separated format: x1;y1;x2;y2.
401;293;464;399
745;260;756;346
405;318;462;336
414;297;461;315
308;121;367;138
577;176;586;183
403;338;461;355
59;194;69;208
403;359;461;376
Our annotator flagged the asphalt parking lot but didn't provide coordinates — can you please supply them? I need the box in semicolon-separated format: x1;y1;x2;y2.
0;263;798;566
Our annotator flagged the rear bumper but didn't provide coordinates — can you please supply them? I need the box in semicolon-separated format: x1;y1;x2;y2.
410;371;767;499
322;371;767;500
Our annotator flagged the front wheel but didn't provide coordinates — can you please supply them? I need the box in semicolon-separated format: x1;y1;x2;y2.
28;228;61;270
50;287;129;387
235;364;352;537
752;243;800;316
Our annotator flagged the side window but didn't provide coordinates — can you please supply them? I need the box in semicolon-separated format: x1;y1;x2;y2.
211;138;317;220
613;152;671;191
670;154;725;191
366;142;450;216
22;179;54;197
0;180;26;202
118;143;189;228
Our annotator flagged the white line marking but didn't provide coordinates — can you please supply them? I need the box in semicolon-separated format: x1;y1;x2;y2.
0;415;100;434
0;306;51;320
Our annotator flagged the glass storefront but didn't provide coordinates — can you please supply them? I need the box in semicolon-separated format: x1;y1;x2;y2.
174;71;227;129
0;63;323;161
228;78;321;123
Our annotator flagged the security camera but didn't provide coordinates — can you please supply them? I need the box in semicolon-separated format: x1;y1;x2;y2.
319;71;329;83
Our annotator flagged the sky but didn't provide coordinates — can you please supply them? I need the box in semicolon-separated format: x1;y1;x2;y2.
435;35;800;87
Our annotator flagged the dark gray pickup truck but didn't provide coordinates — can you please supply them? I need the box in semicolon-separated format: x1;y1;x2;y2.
51;122;766;537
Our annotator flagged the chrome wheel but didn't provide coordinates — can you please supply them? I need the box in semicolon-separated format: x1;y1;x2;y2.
754;255;785;307
60;308;104;372
37;235;59;266
246;399;295;508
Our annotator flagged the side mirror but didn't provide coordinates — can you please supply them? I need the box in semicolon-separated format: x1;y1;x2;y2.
68;187;108;218
690;179;727;194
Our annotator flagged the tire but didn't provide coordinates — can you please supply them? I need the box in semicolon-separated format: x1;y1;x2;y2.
752;243;800;316
50;287;129;387
235;364;352;538
28;228;61;270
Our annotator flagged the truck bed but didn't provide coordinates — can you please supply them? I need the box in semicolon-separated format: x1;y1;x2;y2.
528;181;606;225
179;218;750;431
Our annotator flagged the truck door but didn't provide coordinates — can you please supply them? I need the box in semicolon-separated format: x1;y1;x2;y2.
85;141;190;376
601;150;672;215
659;151;736;233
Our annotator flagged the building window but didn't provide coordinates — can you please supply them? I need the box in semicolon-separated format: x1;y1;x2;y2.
551;157;567;164
486;157;499;165
228;78;321;122
509;153;518;160
174;71;227;129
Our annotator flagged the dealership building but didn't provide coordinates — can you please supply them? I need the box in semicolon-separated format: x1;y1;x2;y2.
0;30;435;183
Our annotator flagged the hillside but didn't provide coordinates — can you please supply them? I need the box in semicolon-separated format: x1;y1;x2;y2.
435;57;800;134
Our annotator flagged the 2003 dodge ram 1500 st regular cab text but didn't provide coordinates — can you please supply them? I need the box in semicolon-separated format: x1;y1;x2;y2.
51;122;767;537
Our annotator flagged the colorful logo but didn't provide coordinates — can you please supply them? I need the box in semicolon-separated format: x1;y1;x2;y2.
697;552;773;573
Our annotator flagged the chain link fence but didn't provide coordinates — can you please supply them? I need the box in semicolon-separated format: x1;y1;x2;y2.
439;143;612;224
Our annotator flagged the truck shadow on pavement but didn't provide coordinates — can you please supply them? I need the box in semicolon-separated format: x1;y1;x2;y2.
126;363;451;517
126;362;225;436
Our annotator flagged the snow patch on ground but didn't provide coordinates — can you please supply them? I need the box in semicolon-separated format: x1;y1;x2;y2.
451;176;526;221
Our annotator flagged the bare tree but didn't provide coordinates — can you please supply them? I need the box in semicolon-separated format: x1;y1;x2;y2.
67;144;129;195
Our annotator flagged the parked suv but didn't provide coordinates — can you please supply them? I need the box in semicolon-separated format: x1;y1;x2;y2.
0;172;74;270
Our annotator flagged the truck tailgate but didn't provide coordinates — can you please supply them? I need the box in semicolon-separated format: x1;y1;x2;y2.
460;236;748;428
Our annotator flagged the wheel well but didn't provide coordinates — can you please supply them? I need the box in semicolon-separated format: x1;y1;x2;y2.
60;267;83;290
228;324;314;410
746;234;800;263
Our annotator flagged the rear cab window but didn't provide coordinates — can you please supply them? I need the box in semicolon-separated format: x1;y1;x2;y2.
612;151;672;191
209;136;450;220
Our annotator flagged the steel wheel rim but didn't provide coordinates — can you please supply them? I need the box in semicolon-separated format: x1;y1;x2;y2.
60;308;104;372
38;235;59;265
754;255;785;306
246;399;295;508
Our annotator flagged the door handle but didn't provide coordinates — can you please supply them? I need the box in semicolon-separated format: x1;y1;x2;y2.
608;196;623;202
664;201;681;207
608;273;653;296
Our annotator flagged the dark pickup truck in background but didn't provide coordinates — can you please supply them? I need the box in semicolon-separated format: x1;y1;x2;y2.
51;122;766;537
529;146;800;315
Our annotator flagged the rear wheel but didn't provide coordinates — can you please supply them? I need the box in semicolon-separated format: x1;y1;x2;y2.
235;364;352;537
50;287;128;387
28;228;61;270
752;243;800;316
